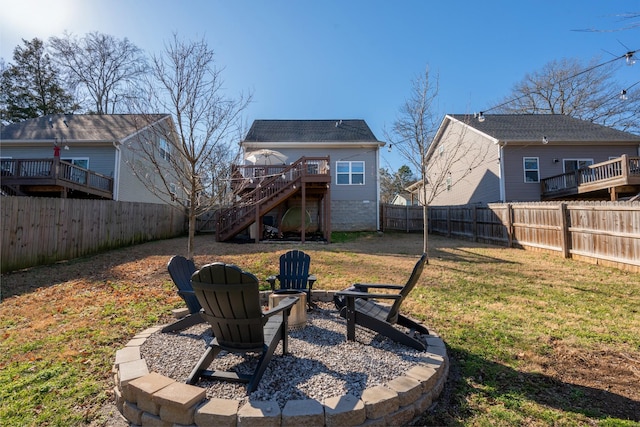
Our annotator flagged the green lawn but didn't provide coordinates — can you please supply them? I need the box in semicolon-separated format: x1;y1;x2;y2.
1;233;638;426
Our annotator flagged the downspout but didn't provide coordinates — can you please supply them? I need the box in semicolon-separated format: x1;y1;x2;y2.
113;142;121;201
498;141;506;202
376;144;381;231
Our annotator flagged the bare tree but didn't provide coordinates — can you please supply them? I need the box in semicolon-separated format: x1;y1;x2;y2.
494;57;640;134
129;35;251;259
49;32;148;114
387;68;492;256
385;67;440;256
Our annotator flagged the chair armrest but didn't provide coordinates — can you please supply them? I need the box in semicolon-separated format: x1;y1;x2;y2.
353;283;403;291
335;290;402;300
177;289;196;298
308;274;317;289
263;296;299;318
266;275;277;291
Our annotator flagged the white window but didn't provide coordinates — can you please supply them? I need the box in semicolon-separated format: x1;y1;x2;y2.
159;139;171;162
523;157;539;183
336;161;364;185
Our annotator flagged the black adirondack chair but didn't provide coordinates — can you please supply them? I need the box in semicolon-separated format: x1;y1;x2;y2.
187;262;299;392
334;253;429;351
266;250;317;310
162;255;204;333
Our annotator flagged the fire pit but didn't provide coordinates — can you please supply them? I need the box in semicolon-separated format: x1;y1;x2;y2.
269;290;307;329
113;291;449;426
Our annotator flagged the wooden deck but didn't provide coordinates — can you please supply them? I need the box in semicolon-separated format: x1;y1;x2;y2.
541;155;640;201
1;158;113;199
216;157;331;242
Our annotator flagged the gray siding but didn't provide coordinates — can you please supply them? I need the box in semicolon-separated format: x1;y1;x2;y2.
503;144;639;202
259;146;379;230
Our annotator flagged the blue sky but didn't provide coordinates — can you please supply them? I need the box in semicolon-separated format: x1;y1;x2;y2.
1;0;638;170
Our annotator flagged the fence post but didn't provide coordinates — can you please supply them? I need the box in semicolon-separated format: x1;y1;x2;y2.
506;203;513;248
560;203;570;258
473;206;478;242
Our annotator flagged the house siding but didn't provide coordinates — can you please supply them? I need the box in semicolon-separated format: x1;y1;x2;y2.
426;120;501;206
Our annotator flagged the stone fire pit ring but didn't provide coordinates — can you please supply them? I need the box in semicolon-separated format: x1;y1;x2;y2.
112;291;449;426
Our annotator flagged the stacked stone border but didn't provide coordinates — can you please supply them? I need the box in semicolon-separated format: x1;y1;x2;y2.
112;291;449;426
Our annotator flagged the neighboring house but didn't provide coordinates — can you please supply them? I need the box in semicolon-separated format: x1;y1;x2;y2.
390;191;417;206
218;119;384;242
417;114;640;205
1;113;183;204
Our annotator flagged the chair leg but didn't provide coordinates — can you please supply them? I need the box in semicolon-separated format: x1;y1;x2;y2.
161;312;204;333
353;312;426;351
247;324;284;393
397;313;430;336
186;344;221;384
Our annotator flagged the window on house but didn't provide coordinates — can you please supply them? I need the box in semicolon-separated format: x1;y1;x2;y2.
523;157;539;183
438;145;445;157
563;159;593;173
446;175;452;191
61;158;89;184
336;161;365;185
159;139;171;162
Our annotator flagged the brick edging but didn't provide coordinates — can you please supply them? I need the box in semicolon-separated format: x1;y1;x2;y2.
113;291;449;426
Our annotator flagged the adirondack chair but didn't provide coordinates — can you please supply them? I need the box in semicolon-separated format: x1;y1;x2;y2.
334;253;429;351
187;262;299;392
266;250;317;310
162;255;204;333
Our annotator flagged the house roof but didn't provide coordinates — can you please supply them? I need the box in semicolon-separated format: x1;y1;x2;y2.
242;119;381;143
447;114;640;143
1;114;170;142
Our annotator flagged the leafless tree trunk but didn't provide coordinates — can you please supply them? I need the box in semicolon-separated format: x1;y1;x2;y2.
128;35;251;259
387;68;492;257
49;32;148;114
386;67;439;257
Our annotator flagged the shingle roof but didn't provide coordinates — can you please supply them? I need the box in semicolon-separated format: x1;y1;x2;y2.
1;114;170;142
449;114;640;142
243;119;380;143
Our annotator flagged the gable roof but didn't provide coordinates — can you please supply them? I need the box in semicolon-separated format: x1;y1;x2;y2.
447;114;640;143
1;114;170;143
243;119;381;143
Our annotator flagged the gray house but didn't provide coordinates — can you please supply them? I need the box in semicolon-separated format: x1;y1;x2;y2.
1;114;183;204
419;114;640;205
218;119;385;242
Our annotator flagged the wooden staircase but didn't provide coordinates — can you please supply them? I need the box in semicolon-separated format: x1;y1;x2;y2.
216;157;330;242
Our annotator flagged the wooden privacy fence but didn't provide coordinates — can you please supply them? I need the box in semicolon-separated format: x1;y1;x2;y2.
1;197;187;273
381;202;640;271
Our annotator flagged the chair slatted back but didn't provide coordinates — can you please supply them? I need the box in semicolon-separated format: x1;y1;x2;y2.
191;263;264;352
167;256;200;314
386;253;427;324
279;250;310;290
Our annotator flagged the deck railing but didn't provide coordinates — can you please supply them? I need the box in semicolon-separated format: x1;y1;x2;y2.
541;155;640;197
1;158;114;196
